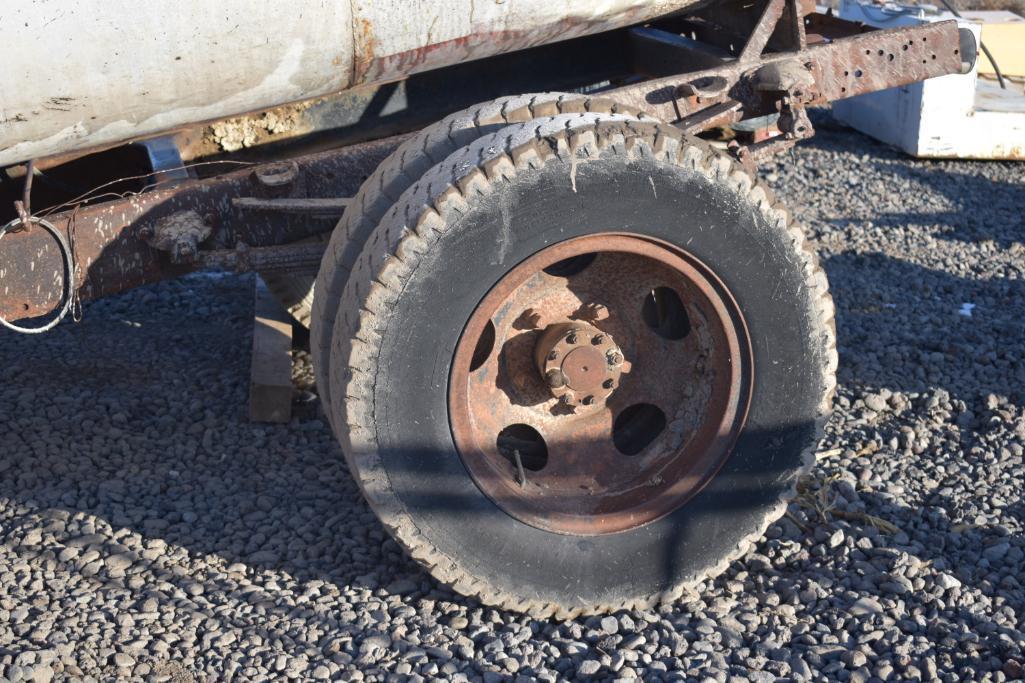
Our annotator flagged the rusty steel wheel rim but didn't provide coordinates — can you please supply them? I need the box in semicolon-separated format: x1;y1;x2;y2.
449;234;753;535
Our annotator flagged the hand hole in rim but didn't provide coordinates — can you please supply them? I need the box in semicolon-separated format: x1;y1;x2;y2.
468;319;496;372
642;287;690;340
613;403;667;456
542;252;596;278
496;424;548;471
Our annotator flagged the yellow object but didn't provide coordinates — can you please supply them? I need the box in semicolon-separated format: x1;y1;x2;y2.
960;11;1025;78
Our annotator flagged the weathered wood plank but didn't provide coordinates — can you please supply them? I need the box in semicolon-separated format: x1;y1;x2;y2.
249;277;293;423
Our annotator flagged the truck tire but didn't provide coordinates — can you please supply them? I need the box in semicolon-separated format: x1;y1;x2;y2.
328;113;837;617
311;93;648;422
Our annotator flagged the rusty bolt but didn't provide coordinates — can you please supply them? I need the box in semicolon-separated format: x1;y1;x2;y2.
581;303;610;322
566;332;578;345
606;349;624;367
255;161;299;189
546;369;566;389
592;334;605;345
547;350;558;361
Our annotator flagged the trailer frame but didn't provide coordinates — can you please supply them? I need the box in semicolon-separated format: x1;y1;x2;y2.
0;0;974;326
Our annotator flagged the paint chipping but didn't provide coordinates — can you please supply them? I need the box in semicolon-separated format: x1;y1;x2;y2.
207;101;315;152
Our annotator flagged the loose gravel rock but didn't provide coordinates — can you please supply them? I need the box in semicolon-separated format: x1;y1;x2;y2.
0;115;1023;681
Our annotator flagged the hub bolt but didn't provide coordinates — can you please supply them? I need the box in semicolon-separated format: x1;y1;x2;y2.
535;322;625;410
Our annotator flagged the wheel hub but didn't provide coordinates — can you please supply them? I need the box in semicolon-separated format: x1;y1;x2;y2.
449;234;752;535
535;322;624;408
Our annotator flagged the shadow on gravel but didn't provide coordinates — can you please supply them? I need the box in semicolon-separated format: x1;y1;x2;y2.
752;483;1024;678
1;268;1023;679
0;271;814;613
799;110;1023;250
822;250;1025;403
0;397;817;606
824;169;1024;250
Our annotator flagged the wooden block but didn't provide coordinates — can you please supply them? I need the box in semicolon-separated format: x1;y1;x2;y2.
250;276;293;423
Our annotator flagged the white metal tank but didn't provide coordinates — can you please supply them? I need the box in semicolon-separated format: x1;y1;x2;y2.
0;0;697;167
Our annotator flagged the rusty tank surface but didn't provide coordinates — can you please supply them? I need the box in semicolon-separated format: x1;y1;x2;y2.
0;0;976;616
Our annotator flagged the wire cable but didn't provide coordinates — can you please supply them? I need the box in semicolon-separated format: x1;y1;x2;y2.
0;216;75;334
936;0;1007;89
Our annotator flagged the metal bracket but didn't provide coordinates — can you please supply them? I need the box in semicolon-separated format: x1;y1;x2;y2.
231;197;349;218
135;136;190;185
610;1;970;161
138;210;213;264
12;160;35;232
198;241;326;274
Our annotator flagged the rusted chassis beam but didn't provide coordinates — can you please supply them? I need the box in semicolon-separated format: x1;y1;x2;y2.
611;8;972;164
613;20;970;122
0;13;972;324
1;137;402;322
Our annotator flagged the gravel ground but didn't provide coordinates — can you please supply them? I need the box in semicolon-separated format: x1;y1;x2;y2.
1;116;1024;682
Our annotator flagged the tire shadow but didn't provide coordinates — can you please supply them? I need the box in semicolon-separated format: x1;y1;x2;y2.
823;250;1025;403
796;108;1024;250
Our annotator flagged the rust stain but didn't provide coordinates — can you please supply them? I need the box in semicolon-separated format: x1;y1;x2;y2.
610;19;966;128
0;135;407;322
351;9;657;86
352;17;378;85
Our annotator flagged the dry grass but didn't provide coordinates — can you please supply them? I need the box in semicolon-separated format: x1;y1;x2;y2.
791;472;902;536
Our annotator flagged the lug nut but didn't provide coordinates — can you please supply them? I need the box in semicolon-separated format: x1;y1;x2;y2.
535;321;624;408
